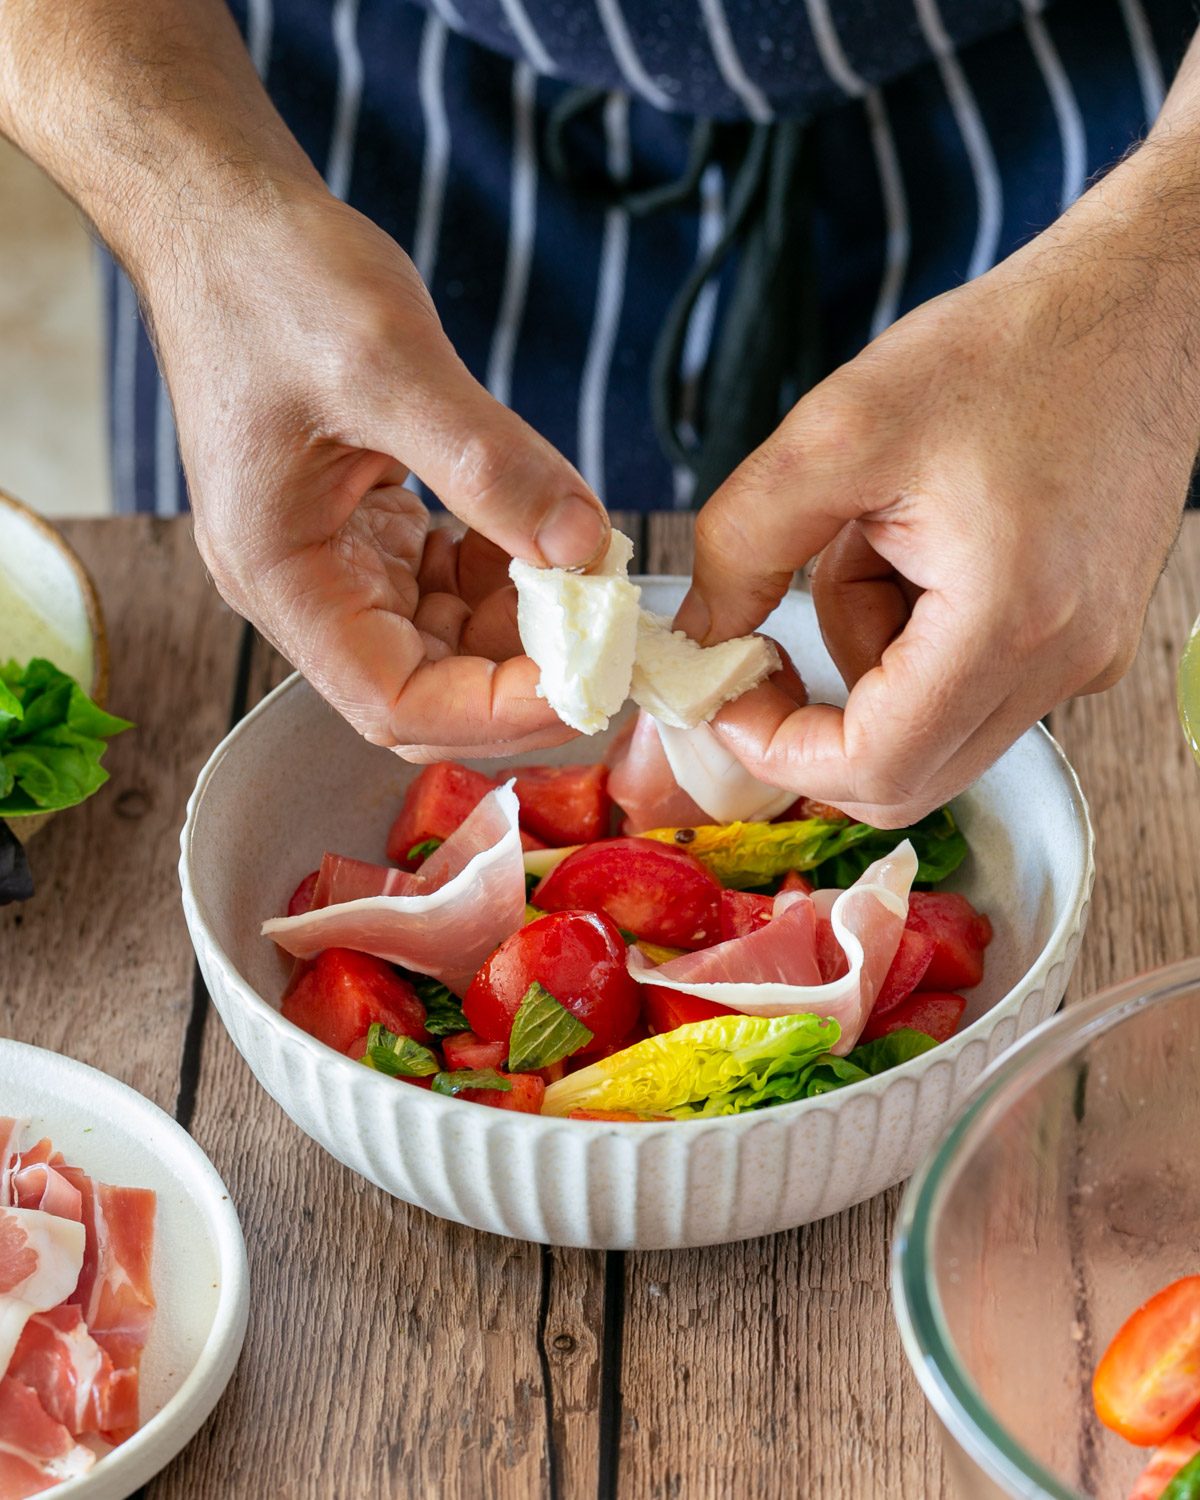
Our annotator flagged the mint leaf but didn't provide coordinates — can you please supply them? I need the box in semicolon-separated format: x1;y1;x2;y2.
432;1069;512;1096
406;837;442;863
507;981;593;1073
361;1023;440;1078
408;974;469;1037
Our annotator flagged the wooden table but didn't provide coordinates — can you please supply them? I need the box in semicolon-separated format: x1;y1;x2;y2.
4;513;1199;1500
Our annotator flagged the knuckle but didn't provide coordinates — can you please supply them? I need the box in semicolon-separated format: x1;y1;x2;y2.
450;429;525;512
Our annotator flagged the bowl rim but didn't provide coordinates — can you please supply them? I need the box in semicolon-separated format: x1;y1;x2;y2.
179;622;1095;1138
0;1037;250;1497
890;955;1200;1500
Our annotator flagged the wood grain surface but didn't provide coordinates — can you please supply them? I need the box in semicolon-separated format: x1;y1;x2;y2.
1;512;1197;1500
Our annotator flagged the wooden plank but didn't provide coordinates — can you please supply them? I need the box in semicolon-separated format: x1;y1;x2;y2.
151;615;609;1497
0;517;243;1112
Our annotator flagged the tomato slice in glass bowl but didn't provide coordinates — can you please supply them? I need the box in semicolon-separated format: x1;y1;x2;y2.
1094;1276;1200;1446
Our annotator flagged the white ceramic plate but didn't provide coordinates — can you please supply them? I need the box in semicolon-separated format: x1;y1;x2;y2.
0;1041;249;1499
180;580;1094;1249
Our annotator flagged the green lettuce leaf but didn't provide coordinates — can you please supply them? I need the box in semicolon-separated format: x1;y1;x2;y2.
361;1023;440;1078
0;658;132;816
639;806;966;890
541;1013;841;1119
432;1068;512;1096
1162;1452;1200;1500
408;974;470;1037
507;982;593;1072
792;1028;940;1098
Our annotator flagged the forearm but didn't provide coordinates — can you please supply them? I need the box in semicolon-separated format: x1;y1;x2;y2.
0;0;321;288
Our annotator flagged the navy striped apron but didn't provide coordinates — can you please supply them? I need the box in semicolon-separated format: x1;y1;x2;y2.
103;0;1200;515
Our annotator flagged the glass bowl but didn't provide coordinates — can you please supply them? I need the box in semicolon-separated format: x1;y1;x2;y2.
892;958;1200;1499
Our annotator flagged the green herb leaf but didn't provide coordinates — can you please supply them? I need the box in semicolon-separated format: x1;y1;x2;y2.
408;974;470;1037
1161;1452;1200;1500
432;1068;512;1096
406;837;442;863
0;659;132;817
507;982;593;1073
360;1023;440;1078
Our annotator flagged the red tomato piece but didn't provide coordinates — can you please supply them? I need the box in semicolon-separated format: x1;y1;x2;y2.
1129;1434;1200;1500
1094;1278;1200;1446
778;870;814;895
719;889;774;941
860;991;966;1044
908;892;993;990
871;925;937;1016
282;948;429;1052
533;837;722;949
514;764;612;846
464;910;640;1054
286;870;320;918
461;1073;546;1113
814;915;850;984
644;988;734;1035
442;1031;508;1072
776;796;851;823
520;829;549;852
386;762;496;867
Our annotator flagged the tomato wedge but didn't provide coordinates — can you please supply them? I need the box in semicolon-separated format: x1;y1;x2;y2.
1130;1433;1200;1500
1094;1277;1200;1446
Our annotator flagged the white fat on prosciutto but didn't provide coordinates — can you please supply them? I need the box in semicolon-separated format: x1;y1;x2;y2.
655;721;795;825
263;781;527;996
0;1377;95;1498
627;842;918;1054
0;1209;86;1378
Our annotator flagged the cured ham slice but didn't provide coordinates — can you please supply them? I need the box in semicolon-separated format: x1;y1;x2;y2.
0;1123;25;1208
606;711;709;834
61;1174;155;1381
0;1209;85;1379
0;1378;94;1499
655;721;796;825
7;1307;137;1439
628;842;918;1054
263;782;527;996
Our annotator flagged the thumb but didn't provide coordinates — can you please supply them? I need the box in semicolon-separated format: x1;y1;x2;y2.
362;330;611;569
675;394;866;643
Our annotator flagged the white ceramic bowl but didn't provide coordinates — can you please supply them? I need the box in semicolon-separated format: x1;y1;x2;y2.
0;1040;249;1498
179;581;1093;1250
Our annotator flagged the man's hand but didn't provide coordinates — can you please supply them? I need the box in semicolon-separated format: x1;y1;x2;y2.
679;68;1200;826
0;0;608;756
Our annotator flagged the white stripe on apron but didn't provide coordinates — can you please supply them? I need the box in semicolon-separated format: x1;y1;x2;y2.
488;62;539;407
698;0;773;122
595;0;674;110
327;0;364;201
498;0;557;73
112;272;138;514
413;15;452;286
1020;0;1087;209
1116;0;1167;120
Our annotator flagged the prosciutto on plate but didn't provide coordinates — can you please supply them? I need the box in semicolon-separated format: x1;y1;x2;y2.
606;711;709;834
627;842;918;1053
0;1120;156;1495
262;781;527;996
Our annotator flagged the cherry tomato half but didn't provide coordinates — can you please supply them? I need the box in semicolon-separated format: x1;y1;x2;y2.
533;837;722;949
463;909;640;1054
1094;1277;1200;1446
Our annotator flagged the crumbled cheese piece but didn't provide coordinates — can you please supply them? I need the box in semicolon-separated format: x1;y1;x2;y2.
631;612;780;729
510;531;641;734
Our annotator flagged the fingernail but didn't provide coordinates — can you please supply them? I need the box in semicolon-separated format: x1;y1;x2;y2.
674;590;711;644
536;495;608;569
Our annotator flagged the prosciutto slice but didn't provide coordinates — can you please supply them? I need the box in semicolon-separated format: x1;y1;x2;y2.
61;1174;155;1384
263;782;527;996
7;1307;137;1439
0;1210;85;1377
606;711;709;834
0;1378;94;1499
628;842;918;1054
655;721;796;825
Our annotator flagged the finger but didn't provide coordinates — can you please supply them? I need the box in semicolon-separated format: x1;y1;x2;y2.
394;723;578;763
709;590;1019;815
675;387;875;644
460;586;523;662
412;592;471;653
456;530;519;606
766;640;808;707
354;330;611;570
812;522;916;688
388;655;577;750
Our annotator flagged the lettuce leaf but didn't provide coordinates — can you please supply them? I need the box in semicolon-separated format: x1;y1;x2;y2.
0;659;132;816
639;806;966;890
791;1028;939;1098
541;1013;841;1119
